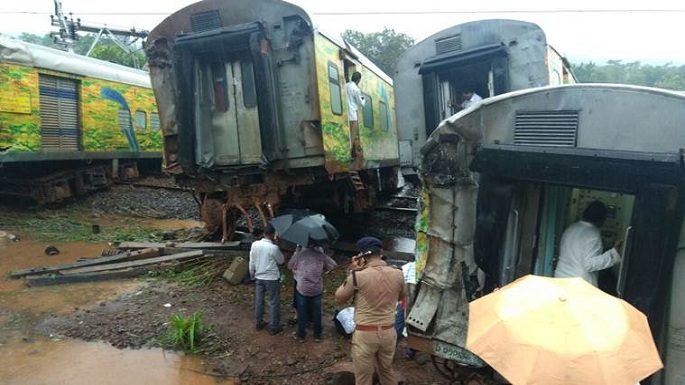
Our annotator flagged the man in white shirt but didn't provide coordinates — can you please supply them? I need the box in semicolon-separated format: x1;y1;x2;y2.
249;223;285;335
345;71;365;164
460;88;483;109
554;200;623;287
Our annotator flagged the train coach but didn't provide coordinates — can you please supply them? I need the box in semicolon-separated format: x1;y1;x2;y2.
146;0;400;241
394;19;576;177
0;37;161;203
407;84;685;385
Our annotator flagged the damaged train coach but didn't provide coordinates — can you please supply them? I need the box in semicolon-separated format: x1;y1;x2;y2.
146;0;399;240
406;84;685;385
394;19;576;177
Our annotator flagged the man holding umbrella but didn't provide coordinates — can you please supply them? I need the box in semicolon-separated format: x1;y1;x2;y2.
334;237;406;385
288;242;338;343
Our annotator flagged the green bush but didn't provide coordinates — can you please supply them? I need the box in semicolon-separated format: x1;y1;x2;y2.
164;311;204;354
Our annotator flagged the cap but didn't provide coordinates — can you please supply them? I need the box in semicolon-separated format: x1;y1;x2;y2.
356;236;383;254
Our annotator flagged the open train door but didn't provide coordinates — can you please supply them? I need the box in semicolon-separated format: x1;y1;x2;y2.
619;184;680;384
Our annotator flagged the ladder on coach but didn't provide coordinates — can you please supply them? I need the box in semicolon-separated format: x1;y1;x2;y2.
348;171;366;191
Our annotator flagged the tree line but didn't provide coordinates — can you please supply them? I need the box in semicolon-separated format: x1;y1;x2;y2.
9;30;685;90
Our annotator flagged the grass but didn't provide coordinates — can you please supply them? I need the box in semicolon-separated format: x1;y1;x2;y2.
0;213;163;243
163;311;204;354
150;258;234;287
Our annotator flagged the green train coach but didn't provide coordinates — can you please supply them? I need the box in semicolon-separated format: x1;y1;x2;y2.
0;37;161;203
146;0;400;240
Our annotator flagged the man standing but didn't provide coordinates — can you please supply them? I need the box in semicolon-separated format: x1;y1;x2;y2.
288;243;337;343
554;200;622;287
345;71;366;164
249;223;285;335
335;236;406;385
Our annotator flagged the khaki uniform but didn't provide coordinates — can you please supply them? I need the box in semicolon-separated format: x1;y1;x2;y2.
335;259;407;385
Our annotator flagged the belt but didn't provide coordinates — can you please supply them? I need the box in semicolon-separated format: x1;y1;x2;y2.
355;324;394;332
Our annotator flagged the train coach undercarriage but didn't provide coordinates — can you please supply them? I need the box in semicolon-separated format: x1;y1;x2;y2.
185;168;392;242
0;161;142;204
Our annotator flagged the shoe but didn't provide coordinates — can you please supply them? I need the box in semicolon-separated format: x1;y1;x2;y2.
269;326;284;335
288;317;297;326
256;322;267;331
291;332;305;343
313;335;321;343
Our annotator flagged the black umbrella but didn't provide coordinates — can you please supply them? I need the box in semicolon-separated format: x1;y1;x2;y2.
270;211;339;247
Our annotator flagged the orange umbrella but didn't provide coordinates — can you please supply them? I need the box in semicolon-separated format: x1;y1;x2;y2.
466;275;662;385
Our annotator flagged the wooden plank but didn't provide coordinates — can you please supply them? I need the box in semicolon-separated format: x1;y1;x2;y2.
8;248;160;279
26;268;148;287
117;241;242;250
60;250;204;275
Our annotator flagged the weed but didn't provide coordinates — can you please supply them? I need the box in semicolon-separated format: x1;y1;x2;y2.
0;214;163;243
163;311;204;354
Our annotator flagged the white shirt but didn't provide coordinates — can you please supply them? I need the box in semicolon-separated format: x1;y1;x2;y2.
461;93;483;109
248;238;284;281
554;220;621;287
345;81;365;121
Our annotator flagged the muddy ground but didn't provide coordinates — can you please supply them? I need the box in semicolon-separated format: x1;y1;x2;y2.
0;180;448;384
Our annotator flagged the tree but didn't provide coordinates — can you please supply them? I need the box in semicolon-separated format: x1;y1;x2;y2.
342;28;414;77
15;32;145;69
572;60;685;90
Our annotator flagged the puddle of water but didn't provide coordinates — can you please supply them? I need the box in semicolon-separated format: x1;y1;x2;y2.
0;219;239;385
0;238;144;318
0;336;234;385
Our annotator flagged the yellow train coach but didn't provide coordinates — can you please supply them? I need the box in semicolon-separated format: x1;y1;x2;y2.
0;37;161;203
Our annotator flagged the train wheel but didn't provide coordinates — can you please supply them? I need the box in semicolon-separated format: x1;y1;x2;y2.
200;198;224;236
200;198;239;241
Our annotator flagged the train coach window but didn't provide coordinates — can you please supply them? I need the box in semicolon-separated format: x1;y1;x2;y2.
118;108;132;133
328;62;343;115
212;63;228;112
241;61;257;108
135;110;147;130
379;101;390;131
362;93;373;128
151;113;160;131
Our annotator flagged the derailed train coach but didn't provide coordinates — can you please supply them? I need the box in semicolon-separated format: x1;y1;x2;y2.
0;37;161;203
394;19;576;177
406;84;685;384
146;0;399;240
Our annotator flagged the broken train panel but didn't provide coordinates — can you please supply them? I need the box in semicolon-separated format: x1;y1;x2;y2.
408;84;685;385
146;0;400;240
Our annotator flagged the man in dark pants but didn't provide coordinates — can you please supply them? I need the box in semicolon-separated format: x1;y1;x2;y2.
249;224;285;335
335;237;406;385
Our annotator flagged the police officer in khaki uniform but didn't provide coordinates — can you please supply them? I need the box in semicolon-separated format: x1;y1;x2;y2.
335;237;407;385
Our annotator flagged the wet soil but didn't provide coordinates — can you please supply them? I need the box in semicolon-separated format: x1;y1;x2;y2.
0;179;446;385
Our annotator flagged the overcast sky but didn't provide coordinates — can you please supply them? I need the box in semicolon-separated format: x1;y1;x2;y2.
1;0;684;65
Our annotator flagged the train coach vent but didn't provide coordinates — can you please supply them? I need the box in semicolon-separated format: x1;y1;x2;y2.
435;34;462;54
514;110;578;147
191;11;221;32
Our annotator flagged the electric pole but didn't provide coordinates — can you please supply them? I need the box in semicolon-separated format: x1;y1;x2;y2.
50;0;149;68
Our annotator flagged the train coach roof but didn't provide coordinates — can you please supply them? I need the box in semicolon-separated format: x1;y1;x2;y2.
429;83;685;156
442;83;685;125
0;37;151;87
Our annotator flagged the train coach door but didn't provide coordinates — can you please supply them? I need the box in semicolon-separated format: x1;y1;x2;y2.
210;59;262;166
